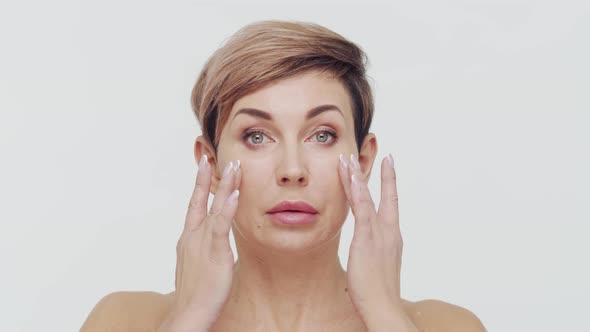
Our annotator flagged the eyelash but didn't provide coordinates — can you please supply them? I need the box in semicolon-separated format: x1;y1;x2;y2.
241;128;338;148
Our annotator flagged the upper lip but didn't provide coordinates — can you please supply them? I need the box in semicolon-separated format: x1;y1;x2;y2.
268;201;318;214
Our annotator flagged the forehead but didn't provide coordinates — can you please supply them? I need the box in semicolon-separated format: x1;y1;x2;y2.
228;70;354;125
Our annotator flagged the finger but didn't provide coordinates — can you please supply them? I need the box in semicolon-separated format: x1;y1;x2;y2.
377;154;400;227
218;161;241;231
232;160;242;195
338;153;352;203
210;165;240;265
349;154;377;220
184;155;211;231
214;189;239;238
208;161;236;216
348;153;376;238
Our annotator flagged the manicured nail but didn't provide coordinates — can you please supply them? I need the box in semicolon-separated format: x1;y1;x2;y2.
199;155;208;170
350;153;360;170
233;160;240;172
339;153;348;169
223;161;233;178
387;153;395;169
228;189;240;205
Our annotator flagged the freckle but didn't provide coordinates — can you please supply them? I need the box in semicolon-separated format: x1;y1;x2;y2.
257;224;262;229
344;287;348;292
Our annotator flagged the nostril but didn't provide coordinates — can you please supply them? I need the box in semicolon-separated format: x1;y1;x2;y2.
279;176;307;184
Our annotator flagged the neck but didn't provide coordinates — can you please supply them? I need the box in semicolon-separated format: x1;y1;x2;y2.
223;231;356;331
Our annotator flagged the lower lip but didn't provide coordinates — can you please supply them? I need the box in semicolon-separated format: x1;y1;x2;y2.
268;212;318;225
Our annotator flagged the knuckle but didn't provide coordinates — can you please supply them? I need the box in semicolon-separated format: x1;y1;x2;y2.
389;195;399;204
188;196;203;209
188;198;204;211
188;184;207;208
194;182;206;192
207;207;220;217
358;192;370;203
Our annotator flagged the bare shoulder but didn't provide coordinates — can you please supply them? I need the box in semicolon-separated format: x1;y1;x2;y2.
80;290;174;332
403;298;487;332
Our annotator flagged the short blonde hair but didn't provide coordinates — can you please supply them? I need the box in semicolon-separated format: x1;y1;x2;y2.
191;20;374;154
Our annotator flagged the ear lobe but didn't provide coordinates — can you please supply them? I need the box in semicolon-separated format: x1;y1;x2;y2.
194;135;220;194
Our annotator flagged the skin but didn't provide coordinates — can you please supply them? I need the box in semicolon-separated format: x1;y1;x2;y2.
200;69;377;331
80;70;487;332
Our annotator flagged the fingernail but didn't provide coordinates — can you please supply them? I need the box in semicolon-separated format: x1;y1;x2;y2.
223;161;233;178
339;153;348;169
228;189;240;205
199;155;208;170
350;153;360;170
233;159;240;172
387;153;395;169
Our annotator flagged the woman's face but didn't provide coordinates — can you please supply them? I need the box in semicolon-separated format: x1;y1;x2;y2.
204;70;375;253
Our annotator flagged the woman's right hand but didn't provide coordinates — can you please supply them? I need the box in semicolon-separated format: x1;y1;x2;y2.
158;155;241;332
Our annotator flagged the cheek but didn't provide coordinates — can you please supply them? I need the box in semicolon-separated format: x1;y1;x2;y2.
319;159;342;182
317;163;347;201
238;161;272;194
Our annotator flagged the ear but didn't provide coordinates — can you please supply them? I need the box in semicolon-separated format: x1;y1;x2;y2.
194;135;221;194
358;132;378;181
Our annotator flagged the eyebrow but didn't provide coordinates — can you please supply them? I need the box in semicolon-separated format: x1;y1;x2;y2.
232;104;344;121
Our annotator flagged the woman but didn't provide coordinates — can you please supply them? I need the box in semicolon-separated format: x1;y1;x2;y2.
81;20;486;332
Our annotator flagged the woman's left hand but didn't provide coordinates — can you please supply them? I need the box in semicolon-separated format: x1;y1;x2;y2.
338;153;418;331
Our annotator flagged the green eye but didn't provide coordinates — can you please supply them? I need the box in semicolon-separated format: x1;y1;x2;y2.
316;132;329;142
313;130;337;143
250;132;264;144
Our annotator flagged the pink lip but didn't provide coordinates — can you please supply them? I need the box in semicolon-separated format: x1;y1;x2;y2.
268;200;318;214
268;211;318;225
267;200;318;225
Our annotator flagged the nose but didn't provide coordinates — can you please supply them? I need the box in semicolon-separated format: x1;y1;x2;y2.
276;147;309;186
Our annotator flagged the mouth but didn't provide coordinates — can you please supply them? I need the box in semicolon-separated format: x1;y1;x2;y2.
267;211;318;225
267;200;319;225
268;200;318;214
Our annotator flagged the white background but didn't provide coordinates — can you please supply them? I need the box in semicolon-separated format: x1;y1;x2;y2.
1;1;588;331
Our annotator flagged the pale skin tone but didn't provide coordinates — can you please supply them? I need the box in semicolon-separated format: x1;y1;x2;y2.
80;70;487;332
195;69;387;331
